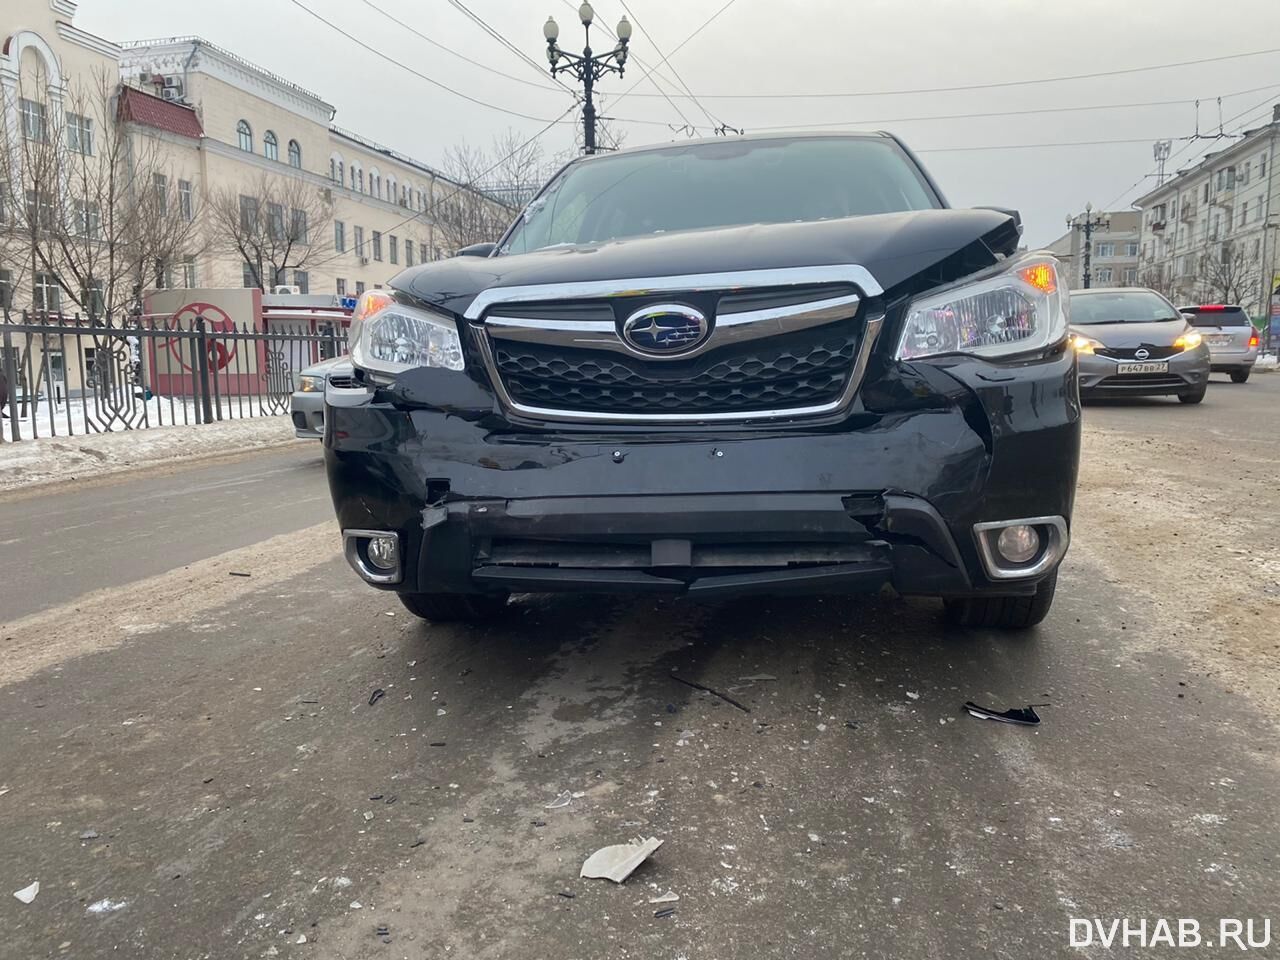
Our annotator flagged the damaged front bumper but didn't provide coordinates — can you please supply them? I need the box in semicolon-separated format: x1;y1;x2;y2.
323;347;1080;601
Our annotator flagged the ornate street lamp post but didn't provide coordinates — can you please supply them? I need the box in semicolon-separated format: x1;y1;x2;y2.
544;4;632;155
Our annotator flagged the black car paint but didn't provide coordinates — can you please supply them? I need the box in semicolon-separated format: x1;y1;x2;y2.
325;140;1078;602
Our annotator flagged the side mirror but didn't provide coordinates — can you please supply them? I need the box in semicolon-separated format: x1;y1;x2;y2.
456;242;497;258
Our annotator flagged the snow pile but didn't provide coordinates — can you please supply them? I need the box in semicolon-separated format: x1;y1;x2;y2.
0;416;301;493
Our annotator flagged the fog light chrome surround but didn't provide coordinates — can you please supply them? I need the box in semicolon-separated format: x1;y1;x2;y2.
343;529;402;585
972;516;1068;580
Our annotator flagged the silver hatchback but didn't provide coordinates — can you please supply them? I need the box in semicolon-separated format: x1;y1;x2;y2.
1178;304;1259;383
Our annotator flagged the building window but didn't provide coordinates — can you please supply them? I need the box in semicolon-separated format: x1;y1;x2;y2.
264;130;279;161
293;270;309;294
290;208;308;244
182;256;197;288
354;226;365;257
334;221;345;253
419;242;428;264
34;273;61;312
237;119;253;152
267;202;285;241
404;241;413;267
239;195;259;231
1261;153;1268;178
0;268;14;309
153;173;168;216
1240;203;1248;228
178;180;193;221
389;235;398;265
81;279;105;315
355;281;366;295
155;259;171;289
372;231;383;261
1202;183;1210;203
330;158;337;181
242;262;258;288
358;170;364;193
26;191;53;230
67;113;93;155
337;278;347;297
1123;268;1137;285
1095;242;1115;258
20;98;47;141
1094;268;1113;284
74;200;101;238
1123;241;1138;257
288;139;302;168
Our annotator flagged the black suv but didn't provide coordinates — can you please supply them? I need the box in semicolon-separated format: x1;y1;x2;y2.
324;133;1080;629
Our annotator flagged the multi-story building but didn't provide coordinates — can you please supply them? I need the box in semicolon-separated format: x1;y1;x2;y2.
1;0;501;316
1044;211;1141;290
1134;107;1280;314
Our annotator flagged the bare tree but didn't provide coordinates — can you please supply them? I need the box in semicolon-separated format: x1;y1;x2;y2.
4;69;204;319
434;130;556;254
207;171;332;290
1197;240;1255;306
1137;263;1179;303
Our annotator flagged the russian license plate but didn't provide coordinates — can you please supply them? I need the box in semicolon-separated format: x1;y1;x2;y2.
1206;334;1232;345
1117;362;1169;374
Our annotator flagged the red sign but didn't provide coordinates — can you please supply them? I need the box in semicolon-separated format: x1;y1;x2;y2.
165;302;239;371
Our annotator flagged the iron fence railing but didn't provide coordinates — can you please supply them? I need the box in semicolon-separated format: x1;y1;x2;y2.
0;310;348;442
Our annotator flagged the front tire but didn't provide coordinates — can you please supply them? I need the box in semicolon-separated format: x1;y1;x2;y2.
399;592;507;623
1230;368;1251;384
944;568;1058;630
1178;385;1207;404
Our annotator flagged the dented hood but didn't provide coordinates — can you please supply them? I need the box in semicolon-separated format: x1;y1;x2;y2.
396;208;1019;316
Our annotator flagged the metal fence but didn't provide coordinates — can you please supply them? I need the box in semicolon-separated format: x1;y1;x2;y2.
1;310;348;442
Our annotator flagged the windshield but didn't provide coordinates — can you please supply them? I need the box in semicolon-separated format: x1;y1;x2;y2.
502;136;940;255
1179;305;1250;327
1070;290;1180;325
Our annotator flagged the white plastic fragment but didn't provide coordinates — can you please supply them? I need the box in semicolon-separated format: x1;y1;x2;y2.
296;934;307;944
86;898;126;915
649;890;680;904
545;790;573;809
738;674;777;682
14;881;39;904
580;837;664;883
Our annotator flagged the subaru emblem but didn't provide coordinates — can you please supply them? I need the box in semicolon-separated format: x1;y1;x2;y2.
621;304;709;357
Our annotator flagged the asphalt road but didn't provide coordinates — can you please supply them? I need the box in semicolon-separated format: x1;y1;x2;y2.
1;372;1277;959
0;443;330;621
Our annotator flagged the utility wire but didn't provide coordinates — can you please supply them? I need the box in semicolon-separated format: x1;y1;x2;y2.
611;0;744;110
446;0;576;97
621;45;1280;100
356;0;564;93
286;0;562;123
616;0;721;131
305;104;579;272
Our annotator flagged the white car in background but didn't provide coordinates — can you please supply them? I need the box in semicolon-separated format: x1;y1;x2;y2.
290;356;354;438
1178;304;1260;383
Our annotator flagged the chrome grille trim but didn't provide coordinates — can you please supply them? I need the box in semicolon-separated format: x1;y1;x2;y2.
468;265;884;425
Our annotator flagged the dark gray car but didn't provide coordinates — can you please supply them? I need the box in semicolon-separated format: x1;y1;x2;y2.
1071;288;1211;404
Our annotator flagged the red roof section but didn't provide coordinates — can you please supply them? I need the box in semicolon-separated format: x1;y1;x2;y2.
117;86;204;140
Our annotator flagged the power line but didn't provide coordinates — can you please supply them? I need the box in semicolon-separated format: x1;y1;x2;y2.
621;45;1280;100
616;0;721;131
304;104;578;271
611;0;744;110
356;0;563;93
286;0;562;123
446;0;576;97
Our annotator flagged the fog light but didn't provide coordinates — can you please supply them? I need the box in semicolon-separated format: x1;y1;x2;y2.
366;534;399;571
996;524;1040;564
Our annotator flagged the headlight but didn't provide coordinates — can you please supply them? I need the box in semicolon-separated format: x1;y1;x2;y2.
1070;334;1103;354
1173;330;1202;351
896;256;1068;361
298;375;325;392
348;290;465;374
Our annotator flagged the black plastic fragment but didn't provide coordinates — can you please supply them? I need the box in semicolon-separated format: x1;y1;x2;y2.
962;700;1041;726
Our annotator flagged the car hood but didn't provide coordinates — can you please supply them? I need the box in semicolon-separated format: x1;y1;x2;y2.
1070;320;1190;347
299;356;349;377
396;208;1021;315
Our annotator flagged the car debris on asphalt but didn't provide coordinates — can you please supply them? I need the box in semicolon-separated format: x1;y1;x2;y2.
580;837;664;882
86;898;126;915
649;890;680;904
654;906;677;919
367;688;385;706
669;674;751;713
962;701;1043;726
13;881;39;904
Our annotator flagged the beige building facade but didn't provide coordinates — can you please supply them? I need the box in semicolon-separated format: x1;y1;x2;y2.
2;0;494;316
1044;211;1141;291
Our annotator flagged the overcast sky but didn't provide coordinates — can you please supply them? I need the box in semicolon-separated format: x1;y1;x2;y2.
78;0;1280;246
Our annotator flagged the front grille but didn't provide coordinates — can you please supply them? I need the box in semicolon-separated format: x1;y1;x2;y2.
494;323;859;415
327;374;358;389
1096;346;1179;360
1097;373;1185;388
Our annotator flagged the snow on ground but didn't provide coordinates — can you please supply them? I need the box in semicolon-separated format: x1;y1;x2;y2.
0;393;281;442
0;414;304;493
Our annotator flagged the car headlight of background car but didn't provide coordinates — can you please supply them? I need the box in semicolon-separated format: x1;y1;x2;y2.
348;290;465;375
298;375;326;392
1070;334;1104;354
896;257;1067;361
